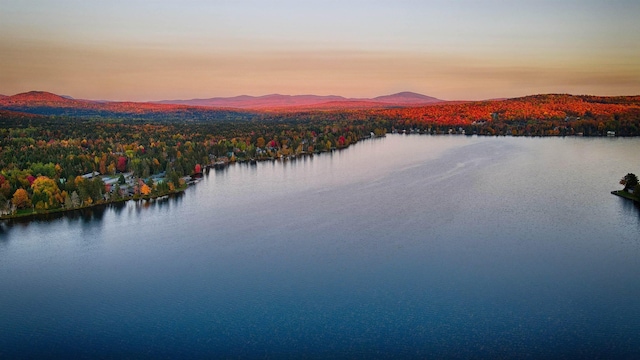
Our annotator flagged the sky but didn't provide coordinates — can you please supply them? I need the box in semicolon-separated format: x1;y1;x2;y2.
1;0;639;101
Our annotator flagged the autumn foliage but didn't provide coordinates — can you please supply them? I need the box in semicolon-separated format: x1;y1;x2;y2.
1;92;639;215
12;188;31;209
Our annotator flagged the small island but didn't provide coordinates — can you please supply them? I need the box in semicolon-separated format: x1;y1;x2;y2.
611;173;639;203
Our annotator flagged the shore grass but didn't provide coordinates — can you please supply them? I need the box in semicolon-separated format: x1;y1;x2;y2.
611;190;639;203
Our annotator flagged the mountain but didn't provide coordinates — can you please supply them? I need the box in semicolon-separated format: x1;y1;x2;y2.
270;100;397;111
373;92;441;104
156;94;349;109
0;90;444;120
1;91;78;106
0;91;247;120
2;91;640;130
157;92;442;109
0;91;443;112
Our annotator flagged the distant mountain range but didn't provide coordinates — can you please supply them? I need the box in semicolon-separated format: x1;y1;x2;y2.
154;91;442;109
0;91;442;109
0;91;444;117
0;91;230;119
2;91;640;130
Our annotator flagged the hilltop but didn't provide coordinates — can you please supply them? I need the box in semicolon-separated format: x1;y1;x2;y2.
373;92;441;104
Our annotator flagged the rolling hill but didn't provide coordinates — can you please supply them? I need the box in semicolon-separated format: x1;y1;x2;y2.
1;91;639;133
0;91;247;120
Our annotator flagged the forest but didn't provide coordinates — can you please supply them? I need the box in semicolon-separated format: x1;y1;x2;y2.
0;114;382;216
1;93;639;217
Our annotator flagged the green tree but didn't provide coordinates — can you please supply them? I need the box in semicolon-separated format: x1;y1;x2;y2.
29;162;56;178
620;173;639;191
88;178;105;203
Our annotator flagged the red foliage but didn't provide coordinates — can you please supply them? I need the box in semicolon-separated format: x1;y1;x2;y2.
3;92;638;126
117;156;127;173
371;94;640;126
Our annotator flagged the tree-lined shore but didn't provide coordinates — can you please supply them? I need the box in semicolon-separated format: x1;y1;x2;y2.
0;114;382;218
2;93;639;218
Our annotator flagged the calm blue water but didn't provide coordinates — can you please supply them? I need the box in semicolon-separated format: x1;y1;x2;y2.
1;135;639;358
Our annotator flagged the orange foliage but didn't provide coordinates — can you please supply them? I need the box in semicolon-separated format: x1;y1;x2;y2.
140;184;151;196
374;94;640;126
12;188;31;209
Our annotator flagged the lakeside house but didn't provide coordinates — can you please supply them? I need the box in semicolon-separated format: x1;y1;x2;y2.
81;171;100;180
103;177;120;187
149;172;167;184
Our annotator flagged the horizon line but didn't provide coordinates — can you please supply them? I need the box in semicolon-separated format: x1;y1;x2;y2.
3;89;640;104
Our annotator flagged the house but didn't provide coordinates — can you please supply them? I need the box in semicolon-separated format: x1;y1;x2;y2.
103;177;120;186
81;171;100;180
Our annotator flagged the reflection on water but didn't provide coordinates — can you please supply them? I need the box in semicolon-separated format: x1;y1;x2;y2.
1;135;639;358
621;196;640;212
619;196;640;224
0;192;186;236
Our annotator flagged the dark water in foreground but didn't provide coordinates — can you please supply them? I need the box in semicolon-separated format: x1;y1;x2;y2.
1;135;639;358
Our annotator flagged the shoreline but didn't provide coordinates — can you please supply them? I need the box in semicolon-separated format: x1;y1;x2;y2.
0;136;377;222
2;134;634;222
611;190;639;203
0;187;188;222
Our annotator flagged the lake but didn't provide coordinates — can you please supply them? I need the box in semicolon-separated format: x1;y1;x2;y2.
1;135;639;358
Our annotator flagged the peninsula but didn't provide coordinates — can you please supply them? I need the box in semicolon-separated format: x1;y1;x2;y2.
612;173;640;204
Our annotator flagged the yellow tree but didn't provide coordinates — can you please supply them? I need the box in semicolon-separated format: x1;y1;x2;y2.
12;188;31;209
31;176;62;209
99;154;108;175
74;175;85;188
54;164;63;178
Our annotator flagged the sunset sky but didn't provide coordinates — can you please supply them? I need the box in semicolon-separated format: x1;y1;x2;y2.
1;0;638;101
